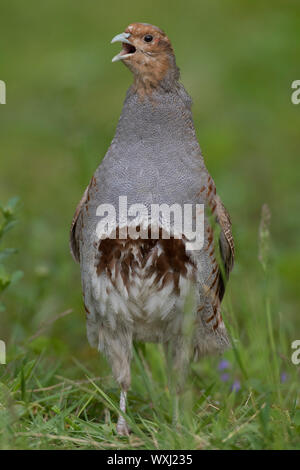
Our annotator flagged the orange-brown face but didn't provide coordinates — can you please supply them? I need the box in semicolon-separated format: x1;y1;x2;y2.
111;23;178;92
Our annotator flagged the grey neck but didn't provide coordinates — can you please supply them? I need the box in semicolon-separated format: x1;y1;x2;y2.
111;83;202;160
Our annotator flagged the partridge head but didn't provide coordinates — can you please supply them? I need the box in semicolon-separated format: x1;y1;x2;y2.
111;23;179;94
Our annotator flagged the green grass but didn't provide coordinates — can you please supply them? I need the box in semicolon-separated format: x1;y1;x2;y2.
0;0;300;450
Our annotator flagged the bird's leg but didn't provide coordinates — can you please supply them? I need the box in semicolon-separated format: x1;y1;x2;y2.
163;337;190;427
100;321;132;436
116;389;130;436
164;339;189;387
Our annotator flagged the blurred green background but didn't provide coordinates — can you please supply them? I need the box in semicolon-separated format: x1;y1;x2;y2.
0;0;299;449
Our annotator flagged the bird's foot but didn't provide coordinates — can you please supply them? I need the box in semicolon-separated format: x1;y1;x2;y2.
116;416;130;436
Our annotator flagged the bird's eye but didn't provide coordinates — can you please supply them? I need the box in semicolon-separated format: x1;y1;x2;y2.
144;34;153;43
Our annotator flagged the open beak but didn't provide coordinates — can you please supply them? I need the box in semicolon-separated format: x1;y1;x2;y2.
111;32;136;63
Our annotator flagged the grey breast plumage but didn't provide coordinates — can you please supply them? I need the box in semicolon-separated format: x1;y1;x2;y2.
70;82;234;356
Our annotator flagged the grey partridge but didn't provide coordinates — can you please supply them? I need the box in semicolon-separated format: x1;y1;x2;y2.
70;23;234;435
